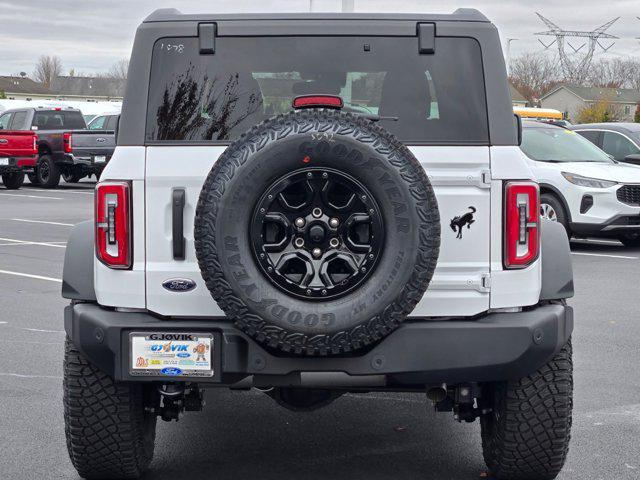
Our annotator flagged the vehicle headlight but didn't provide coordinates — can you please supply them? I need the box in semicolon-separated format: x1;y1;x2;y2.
561;172;617;188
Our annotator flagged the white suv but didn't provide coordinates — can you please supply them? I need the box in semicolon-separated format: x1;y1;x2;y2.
521;121;640;247
61;9;574;480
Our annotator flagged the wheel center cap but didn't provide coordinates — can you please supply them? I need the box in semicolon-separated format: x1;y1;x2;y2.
309;224;326;243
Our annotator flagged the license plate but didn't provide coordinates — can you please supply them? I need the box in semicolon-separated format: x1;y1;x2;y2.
0;158;8;166
94;155;106;163
129;332;214;377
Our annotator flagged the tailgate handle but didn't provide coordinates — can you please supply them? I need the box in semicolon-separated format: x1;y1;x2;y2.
172;189;186;260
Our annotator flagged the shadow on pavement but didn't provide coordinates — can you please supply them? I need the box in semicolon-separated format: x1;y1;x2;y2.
144;389;488;480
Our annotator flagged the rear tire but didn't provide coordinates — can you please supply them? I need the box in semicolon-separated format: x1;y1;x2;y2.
1;172;25;190
27;172;40;185
63;171;83;183
540;193;570;238
481;339;573;480
64;337;157;479
36;155;60;188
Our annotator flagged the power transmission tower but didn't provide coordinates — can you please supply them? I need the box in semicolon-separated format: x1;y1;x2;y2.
535;13;619;84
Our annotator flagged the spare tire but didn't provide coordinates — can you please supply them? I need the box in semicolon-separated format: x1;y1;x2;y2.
195;110;440;356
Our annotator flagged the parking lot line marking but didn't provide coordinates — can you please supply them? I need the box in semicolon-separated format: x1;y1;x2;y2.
0;269;62;283
10;218;74;227
0;192;62;200
23;188;93;195
0;237;66;248
571;252;638;260
22;327;65;333
0;372;62;380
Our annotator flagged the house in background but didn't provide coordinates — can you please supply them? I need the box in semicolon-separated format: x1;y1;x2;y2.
0;75;54;100
50;76;124;102
540;85;640;122
0;75;124;103
509;83;528;107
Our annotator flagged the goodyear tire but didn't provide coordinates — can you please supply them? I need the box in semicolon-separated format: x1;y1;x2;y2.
195;110;440;356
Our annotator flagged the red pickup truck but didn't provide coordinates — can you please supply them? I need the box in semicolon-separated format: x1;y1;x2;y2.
0;130;38;189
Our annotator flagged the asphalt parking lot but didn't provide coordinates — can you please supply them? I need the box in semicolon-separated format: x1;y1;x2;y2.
0;180;638;480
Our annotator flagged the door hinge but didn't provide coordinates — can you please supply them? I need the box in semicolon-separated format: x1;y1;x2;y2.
480;273;491;292
481;170;492;187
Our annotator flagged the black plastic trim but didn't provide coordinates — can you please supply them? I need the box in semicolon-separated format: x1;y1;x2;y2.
417;23;435;53
62;221;96;301
172;189;186;260
65;302;573;386
540;219;574;300
198;22;216;54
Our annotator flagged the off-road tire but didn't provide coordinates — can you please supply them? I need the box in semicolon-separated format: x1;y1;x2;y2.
481;339;573;480
64;337;156;479
195;110;440;356
36;154;60;188
1;172;24;189
540;193;570;238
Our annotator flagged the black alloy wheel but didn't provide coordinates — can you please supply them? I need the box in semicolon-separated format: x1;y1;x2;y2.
251;167;384;300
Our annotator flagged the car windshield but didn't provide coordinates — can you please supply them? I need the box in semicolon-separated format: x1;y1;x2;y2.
521;127;613;163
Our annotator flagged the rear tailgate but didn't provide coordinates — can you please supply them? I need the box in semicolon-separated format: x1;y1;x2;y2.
0;130;37;158
69;130;115;161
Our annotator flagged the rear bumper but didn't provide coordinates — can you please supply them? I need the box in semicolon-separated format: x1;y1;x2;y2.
0;156;33;173
57;154;108;171
65;302;573;387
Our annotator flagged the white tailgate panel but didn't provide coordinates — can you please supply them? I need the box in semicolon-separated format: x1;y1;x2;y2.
409;146;491;316
145;146;226;317
145;146;491;318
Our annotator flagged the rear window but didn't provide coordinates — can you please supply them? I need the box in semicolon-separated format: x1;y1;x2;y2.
32;111;86;130
146;36;488;145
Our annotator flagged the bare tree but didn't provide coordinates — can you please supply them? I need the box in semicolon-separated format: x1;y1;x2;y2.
108;58;129;81
33;55;63;89
585;58;638;89
509;52;561;104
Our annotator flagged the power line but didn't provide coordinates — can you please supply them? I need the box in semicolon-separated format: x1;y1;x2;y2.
535;12;619;84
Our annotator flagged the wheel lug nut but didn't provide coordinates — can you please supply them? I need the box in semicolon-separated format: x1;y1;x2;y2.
322;172;328;179
329;238;340;248
307;172;313;178
312;207;322;218
294;237;305;248
329;218;339;228
312;248;322;258
295;217;305;228
322;289;327;295
306;289;312;295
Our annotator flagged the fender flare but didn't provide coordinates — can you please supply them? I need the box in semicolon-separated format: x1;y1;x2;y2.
62;220;96;302
540;219;574;301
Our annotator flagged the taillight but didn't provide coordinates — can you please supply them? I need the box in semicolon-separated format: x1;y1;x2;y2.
32;134;38;155
63;132;72;153
95;182;131;269
504;181;540;269
292;95;344;109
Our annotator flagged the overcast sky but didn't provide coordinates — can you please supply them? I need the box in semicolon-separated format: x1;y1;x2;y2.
1;0;639;77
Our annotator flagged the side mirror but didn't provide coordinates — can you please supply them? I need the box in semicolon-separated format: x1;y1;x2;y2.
514;114;522;146
623;154;640;165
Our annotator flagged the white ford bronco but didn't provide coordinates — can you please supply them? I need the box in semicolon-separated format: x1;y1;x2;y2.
62;8;575;480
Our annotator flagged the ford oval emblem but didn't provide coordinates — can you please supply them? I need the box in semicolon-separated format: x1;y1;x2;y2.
161;367;183;376
162;278;196;292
